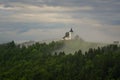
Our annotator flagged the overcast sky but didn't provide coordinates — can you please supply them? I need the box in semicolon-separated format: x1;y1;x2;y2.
0;0;120;43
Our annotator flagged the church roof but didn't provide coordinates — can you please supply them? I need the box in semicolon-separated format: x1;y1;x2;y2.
63;32;70;39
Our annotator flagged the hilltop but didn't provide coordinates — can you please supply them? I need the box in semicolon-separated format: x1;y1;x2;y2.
18;38;107;54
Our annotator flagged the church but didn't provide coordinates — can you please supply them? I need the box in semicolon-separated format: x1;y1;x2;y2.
63;28;73;40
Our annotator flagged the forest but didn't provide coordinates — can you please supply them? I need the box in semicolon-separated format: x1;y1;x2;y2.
0;41;120;80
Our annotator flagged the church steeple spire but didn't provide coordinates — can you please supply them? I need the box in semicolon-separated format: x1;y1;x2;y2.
70;28;73;32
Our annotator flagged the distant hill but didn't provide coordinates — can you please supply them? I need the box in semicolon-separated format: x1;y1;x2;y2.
18;38;108;54
54;39;107;54
18;39;60;47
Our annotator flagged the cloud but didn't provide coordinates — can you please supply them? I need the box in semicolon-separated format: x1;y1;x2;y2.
0;0;120;43
0;4;19;10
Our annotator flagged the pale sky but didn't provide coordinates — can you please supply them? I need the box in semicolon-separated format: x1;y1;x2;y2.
0;0;120;43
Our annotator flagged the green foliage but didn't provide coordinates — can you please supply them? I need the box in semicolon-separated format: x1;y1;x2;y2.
0;41;120;80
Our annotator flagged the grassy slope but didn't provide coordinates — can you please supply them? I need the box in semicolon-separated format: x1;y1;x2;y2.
55;39;107;54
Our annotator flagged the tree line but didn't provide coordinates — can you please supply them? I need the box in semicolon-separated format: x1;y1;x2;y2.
0;41;120;80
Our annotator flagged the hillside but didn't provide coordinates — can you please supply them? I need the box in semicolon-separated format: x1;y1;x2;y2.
55;39;107;54
0;41;120;80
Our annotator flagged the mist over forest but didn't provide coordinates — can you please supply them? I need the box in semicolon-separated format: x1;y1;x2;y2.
0;0;120;80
